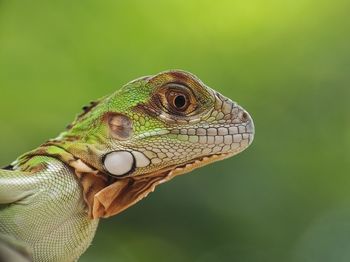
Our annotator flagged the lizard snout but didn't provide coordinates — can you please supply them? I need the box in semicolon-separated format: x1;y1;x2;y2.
245;113;254;133
212;92;255;152
242;109;255;146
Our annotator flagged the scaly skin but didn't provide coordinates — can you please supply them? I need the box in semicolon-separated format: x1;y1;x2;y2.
0;70;254;261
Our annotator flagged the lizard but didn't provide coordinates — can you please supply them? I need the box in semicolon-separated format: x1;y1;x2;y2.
0;70;255;262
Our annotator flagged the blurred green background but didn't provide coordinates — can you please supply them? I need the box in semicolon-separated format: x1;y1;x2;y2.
0;0;349;261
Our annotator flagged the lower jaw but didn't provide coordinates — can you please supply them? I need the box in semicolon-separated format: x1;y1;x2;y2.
133;149;239;181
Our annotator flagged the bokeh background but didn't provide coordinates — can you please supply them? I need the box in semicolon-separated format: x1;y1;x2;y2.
0;0;349;261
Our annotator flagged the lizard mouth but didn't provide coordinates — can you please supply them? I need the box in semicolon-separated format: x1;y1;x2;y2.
171;152;235;173
134;151;236;182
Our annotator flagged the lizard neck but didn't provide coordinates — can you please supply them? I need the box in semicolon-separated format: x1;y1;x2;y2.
47;137;107;172
15;143;110;219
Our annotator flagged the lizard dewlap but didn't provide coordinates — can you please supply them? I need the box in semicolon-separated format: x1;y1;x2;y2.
0;70;254;262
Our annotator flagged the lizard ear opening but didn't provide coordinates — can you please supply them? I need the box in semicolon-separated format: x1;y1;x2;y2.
105;113;133;140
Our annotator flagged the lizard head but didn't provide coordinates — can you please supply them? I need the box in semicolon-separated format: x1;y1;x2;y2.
41;70;255;218
104;70;254;177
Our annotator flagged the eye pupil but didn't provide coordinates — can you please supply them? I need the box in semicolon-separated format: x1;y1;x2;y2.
174;95;186;109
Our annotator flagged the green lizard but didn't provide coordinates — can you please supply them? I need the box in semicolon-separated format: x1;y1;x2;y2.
0;70;254;262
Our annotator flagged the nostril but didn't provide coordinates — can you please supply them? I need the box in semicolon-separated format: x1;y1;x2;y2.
241;111;249;122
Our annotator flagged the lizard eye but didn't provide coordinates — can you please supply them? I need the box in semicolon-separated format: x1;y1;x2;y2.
157;83;197;116
167;91;189;111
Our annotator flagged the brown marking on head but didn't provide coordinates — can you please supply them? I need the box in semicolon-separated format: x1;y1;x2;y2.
2;164;14;170
79;101;100;118
61;135;80;142
147;70;206;93
66;123;74;130
133;102;161;117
